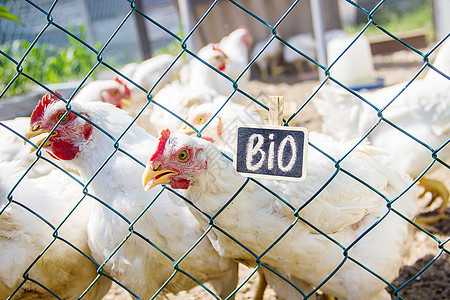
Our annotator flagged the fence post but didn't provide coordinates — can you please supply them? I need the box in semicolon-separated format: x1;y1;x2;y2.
80;0;96;45
134;0;152;60
310;0;327;80
434;0;450;40
178;0;197;56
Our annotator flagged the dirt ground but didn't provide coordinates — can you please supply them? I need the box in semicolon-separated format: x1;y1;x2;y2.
102;50;449;299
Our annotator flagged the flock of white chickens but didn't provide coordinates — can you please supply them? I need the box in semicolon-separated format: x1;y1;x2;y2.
0;25;449;300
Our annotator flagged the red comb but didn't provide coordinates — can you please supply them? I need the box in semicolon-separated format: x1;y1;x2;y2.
212;44;228;58
31;91;64;121
149;129;171;162
114;76;131;96
114;76;125;85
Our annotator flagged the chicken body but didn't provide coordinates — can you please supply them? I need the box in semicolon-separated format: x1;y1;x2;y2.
131;54;182;91
141;28;253;137
72;76;131;108
181;101;265;152
1;117;36;163
118;62;139;79
25;95;238;299
0;117;57;178
143;130;417;300
283;30;347;77
144;43;231;136
181;43;230;93
0;161;111;299
147;81;221;136
218;26;253;85
316;38;449;172
181;27;252;98
127;54;183;116
283;33;316;77
314;48;449;220
424;37;450;82
251;38;283;80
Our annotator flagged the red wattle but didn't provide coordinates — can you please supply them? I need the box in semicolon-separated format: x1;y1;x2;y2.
170;178;190;189
51;141;79;160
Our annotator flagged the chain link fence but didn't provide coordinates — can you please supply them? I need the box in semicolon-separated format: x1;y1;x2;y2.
1;0;449;299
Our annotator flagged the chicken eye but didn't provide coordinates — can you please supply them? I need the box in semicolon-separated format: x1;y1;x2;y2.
177;150;189;162
197;115;206;124
57;112;69;123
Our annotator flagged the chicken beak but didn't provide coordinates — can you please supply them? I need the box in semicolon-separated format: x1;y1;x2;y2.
120;98;132;109
179;125;197;136
142;162;179;191
24;129;56;153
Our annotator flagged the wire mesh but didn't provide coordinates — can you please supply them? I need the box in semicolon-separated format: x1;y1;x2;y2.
0;0;448;299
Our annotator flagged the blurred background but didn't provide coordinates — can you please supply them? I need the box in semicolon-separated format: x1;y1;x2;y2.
1;0;448;91
0;2;448;299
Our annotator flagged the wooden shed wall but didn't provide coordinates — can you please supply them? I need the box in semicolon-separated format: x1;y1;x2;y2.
184;0;341;49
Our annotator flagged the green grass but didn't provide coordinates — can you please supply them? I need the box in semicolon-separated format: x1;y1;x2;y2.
1;26;101;97
0;5;23;26
344;2;433;40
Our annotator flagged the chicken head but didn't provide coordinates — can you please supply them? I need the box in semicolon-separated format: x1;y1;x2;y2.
26;92;93;160
197;43;229;72
142;129;208;190
99;76;131;108
180;105;223;143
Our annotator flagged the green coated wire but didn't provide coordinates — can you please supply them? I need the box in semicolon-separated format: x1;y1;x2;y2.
0;0;448;298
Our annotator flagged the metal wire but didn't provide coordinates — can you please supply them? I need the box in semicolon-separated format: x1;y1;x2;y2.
0;0;448;299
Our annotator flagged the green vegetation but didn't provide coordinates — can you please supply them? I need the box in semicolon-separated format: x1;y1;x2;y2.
153;38;188;65
0;6;23;25
154;39;183;57
1;26;100;97
153;24;188;62
344;2;433;40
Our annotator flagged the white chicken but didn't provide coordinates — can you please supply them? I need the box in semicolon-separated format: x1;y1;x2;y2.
126;54;184;117
181;43;230;93
283;30;346;77
181;27;253;98
131;54;182;92
0;117;39;163
425;36;450;82
143;129;417;300
145;81;220;136
314;39;450;222
0;85;132;179
24;93;238;299
251;38;283;81
140;28;254;137
179;101;268;299
0;117;64;179
118;62;139;79
283;33;316;77
218;26;253;85
72;76;131;109
180;101;265;152
0;160;111;299
140;43;231;136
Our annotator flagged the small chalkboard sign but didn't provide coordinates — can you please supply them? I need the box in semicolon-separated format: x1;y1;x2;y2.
234;125;308;181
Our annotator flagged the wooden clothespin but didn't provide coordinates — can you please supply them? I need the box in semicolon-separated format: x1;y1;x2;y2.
269;96;284;126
